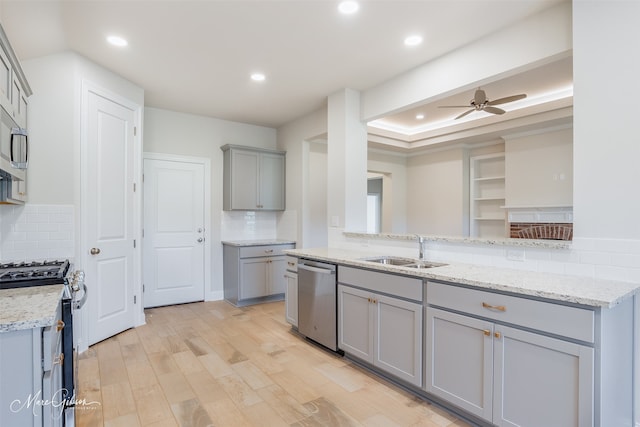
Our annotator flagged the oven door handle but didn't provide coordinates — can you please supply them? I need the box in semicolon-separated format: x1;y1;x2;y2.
74;283;88;309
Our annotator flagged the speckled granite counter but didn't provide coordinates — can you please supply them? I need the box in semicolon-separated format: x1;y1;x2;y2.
222;239;296;247
343;232;571;249
0;285;64;332
286;247;639;308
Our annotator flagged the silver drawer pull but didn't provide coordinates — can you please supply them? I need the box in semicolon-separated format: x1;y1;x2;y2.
264;249;274;253
482;302;506;312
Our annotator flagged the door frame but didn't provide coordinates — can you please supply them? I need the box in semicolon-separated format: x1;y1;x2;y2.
143;152;212;301
79;80;143;352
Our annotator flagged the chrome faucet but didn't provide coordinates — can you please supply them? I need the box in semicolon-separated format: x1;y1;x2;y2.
416;235;426;261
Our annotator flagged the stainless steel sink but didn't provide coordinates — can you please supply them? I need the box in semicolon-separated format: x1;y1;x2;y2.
403;262;447;269
361;256;447;269
361;256;416;266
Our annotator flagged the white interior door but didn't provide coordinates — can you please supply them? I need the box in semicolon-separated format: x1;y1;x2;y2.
85;89;138;345
143;157;206;308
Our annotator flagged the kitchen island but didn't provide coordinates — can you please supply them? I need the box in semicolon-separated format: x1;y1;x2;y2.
285;247;639;427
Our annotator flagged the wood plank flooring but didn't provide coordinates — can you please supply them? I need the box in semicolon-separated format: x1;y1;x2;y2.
76;300;471;427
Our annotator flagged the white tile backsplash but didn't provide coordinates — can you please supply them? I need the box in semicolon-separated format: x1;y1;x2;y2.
220;210;278;241
0;204;75;262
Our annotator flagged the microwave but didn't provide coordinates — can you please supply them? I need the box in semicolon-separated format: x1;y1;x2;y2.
0;106;27;181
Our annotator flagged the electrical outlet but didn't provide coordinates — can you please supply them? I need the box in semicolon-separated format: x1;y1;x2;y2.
330;215;340;227
506;249;525;262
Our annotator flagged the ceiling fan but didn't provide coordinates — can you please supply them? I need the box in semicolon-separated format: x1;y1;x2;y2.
439;88;527;120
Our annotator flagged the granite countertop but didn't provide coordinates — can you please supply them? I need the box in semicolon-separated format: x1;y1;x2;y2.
0;285;64;333
222;239;296;247
286;247;640;308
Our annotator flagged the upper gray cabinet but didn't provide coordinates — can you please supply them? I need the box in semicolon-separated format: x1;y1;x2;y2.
221;144;286;211
0;24;31;128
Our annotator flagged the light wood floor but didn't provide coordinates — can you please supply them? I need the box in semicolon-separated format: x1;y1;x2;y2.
76;300;471;427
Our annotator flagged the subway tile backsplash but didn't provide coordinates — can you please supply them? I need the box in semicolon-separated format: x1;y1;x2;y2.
220;210;278;241
0;204;75;262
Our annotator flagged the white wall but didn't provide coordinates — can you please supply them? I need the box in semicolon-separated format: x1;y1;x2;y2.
407;148;467;236
307;142;328;247
276;107;327;248
505;127;573;207
367;150;408;234
573;2;640;241
143;107;281;296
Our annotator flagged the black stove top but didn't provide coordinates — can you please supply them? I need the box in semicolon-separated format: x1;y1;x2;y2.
0;259;71;289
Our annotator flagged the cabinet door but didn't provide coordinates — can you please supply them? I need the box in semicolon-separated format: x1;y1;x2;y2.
230;150;259;209
338;285;374;362
493;325;594;427
239;258;269;299
259;152;285;210
425;308;494;421
374;294;423;387
268;256;286;295
285;272;298;326
0;47;11;112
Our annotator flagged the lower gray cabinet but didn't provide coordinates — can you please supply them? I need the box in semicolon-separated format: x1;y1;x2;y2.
0;301;63;427
284;257;298;327
426;307;594;426
223;242;294;306
338;284;423;387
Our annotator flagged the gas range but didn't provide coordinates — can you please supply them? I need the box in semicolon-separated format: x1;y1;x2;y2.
0;259;71;289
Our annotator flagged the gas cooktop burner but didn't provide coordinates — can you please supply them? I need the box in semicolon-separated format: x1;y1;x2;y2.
0;260;66;269
0;259;71;288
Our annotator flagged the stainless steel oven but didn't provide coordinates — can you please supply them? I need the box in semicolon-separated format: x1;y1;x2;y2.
0;260;86;426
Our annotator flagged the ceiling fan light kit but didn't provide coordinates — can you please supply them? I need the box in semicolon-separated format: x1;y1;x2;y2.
439;88;527;120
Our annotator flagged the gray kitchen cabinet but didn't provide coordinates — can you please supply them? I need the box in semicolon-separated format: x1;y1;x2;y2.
425;280;633;427
426;307;593;426
221;144;286;211
0;25;30;128
338;266;423;387
0;301;63;427
284;256;298;327
223;242;294;306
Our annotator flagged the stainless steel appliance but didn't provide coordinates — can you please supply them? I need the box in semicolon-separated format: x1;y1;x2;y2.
297;259;339;351
0;259;86;426
0;107;27;204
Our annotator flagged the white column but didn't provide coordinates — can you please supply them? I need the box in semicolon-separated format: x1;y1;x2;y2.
327;88;368;238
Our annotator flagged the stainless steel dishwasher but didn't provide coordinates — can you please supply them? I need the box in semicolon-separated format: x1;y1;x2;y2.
297;259;338;351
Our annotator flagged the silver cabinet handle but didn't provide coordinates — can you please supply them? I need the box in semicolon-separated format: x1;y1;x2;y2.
197;237;204;243
90;248;101;255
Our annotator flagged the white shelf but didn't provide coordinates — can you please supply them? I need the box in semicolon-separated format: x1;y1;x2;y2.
470;153;506;238
474;197;505;202
473;176;505;182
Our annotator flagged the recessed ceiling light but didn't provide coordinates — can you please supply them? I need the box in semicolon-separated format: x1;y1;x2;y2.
404;35;423;47
416;113;425;120
338;1;359;14
106;35;128;47
251;73;266;82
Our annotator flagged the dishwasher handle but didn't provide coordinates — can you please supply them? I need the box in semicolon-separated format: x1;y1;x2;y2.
298;264;336;275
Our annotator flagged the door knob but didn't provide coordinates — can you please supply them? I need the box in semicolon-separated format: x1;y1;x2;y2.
197;228;203;233
90;247;101;255
197;237;204;243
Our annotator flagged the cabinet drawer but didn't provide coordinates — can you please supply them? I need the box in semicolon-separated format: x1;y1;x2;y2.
285;256;298;272
339;266;423;302
427;281;594;343
239;244;294;259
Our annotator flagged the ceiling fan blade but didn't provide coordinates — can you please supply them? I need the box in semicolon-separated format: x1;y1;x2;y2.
455;109;475;120
484;106;505;115
474;89;487;105
487;94;526;106
438;105;473;108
